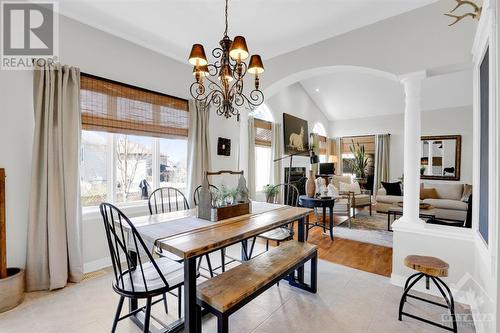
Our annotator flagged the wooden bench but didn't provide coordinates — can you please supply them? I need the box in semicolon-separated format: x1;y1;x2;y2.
197;240;318;333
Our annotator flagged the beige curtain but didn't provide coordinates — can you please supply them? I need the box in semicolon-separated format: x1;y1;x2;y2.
248;117;256;200
26;64;83;291
311;133;320;175
271;123;282;186
374;134;390;197
336;138;343;175
187;100;211;207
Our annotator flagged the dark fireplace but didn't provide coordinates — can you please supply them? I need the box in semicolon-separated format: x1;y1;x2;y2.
284;167;306;197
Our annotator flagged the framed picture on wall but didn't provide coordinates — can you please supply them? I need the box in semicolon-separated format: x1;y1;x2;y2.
283;113;309;155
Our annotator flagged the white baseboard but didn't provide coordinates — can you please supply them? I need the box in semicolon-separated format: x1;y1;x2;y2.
83;256;111;273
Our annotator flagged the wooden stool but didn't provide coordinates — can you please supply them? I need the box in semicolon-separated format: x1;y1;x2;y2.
398;255;457;333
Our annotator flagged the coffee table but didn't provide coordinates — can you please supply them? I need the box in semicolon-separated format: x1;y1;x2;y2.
387;205;436;231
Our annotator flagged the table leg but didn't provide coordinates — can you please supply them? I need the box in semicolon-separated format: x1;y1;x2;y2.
322;206;326;233
241;239;248;261
329;206;334;241
305;217;310;241
184;257;200;333
297;216;305;283
387;213;390;231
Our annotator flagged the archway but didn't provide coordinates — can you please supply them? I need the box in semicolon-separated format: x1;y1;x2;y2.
263;65;399;99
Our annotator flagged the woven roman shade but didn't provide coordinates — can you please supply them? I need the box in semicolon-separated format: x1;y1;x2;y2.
318;135;328;155
341;135;375;154
80;74;189;138
254;118;272;147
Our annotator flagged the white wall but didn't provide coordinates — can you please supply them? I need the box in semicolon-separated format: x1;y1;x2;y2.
330;106;473;184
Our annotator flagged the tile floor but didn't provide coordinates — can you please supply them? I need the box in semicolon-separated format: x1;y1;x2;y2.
0;256;475;333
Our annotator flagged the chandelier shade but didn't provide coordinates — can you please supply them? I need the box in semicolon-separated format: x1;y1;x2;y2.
188;0;264;120
188;44;208;66
248;55;264;75
229;36;249;60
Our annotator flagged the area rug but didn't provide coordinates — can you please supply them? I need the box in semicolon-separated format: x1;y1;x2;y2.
334;211;393;248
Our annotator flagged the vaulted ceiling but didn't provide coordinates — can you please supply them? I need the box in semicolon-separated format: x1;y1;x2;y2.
57;0;437;62
300;70;473;121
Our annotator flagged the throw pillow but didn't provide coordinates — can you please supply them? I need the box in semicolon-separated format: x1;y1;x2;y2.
461;184;472;202
420;188;439;200
327;183;339;197
339;181;361;195
381;181;402;196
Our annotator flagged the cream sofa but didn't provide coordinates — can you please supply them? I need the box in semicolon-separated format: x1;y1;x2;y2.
376;182;468;221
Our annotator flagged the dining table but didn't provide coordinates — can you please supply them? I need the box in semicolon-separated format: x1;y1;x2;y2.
124;201;313;333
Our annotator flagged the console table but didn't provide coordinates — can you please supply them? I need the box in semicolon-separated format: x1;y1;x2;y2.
299;195;335;241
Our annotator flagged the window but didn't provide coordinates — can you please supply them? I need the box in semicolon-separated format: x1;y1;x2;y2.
312;122;327;137
250;104;274;122
80;74;189;207
254;118;273;191
340;136;375;178
81;130;110;207
160;138;188;192
115;134;153;203
318;135;328;163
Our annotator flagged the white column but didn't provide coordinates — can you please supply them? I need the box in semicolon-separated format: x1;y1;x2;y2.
427;140;434;176
400;71;426;224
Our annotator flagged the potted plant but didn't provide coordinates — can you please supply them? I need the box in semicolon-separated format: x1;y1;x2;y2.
349;140;369;184
0;168;24;313
263;184;279;203
420;165;426;176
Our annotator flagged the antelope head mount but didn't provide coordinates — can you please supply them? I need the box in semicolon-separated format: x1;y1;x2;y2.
445;0;482;26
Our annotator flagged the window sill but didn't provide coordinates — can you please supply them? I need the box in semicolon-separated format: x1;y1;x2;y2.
82;201;150;221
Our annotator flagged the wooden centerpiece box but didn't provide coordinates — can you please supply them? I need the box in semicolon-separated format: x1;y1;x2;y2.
198;170;251;222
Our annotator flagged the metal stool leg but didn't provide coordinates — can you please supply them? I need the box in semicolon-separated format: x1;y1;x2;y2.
433;277;458;333
398;273;424;320
402;272;421;303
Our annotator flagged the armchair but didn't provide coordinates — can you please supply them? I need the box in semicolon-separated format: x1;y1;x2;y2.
349;189;372;217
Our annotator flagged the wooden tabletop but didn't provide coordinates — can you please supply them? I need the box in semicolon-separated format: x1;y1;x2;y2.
157;205;311;259
125;202;311;258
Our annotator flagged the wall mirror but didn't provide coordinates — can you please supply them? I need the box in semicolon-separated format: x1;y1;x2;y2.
420;135;461;181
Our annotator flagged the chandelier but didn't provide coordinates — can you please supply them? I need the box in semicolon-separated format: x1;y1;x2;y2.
188;0;264;120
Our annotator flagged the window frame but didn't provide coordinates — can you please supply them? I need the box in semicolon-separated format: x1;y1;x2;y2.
79;74;189;209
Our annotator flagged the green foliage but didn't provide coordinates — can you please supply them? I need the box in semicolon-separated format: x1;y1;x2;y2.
263;184;279;197
348;140;369;179
216;185;239;203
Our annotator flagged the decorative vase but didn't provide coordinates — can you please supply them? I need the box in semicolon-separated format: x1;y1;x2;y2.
306;170;316;198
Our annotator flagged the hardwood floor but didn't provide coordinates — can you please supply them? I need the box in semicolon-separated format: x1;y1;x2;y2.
289;209;393;277
306;227;393;277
